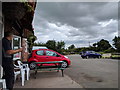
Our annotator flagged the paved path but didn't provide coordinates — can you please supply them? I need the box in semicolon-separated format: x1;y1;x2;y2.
14;70;83;88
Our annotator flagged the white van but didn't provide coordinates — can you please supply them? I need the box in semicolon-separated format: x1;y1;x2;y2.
32;46;48;50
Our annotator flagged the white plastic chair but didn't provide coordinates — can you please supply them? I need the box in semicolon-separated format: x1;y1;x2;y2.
17;61;30;80
0;65;3;79
0;65;6;89
14;64;25;86
22;64;30;80
0;79;6;88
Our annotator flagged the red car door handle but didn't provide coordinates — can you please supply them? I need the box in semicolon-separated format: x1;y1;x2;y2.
46;57;48;58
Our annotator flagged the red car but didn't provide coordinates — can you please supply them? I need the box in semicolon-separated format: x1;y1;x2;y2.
28;49;71;69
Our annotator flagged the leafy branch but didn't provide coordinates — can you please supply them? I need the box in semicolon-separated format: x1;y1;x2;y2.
20;0;34;12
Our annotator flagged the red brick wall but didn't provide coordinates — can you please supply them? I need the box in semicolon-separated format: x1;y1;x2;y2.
21;38;29;61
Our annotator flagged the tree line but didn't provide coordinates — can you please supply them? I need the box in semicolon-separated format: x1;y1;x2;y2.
34;36;120;54
34;40;65;54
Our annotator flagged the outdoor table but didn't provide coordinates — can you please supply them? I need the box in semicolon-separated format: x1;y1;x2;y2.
33;61;65;79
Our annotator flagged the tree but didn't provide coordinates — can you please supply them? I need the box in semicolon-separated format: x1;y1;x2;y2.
91;43;98;51
68;44;75;50
56;41;65;54
57;41;65;49
46;40;56;51
113;36;120;52
93;43;97;47
34;40;66;54
96;39;111;52
27;34;37;53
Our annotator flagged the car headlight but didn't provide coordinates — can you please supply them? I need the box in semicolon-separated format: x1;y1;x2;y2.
64;56;69;58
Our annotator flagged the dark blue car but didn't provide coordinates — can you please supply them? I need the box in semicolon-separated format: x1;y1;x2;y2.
81;51;102;59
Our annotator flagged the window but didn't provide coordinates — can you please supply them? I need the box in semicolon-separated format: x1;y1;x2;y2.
90;51;95;54
46;51;57;56
36;50;44;55
12;35;21;60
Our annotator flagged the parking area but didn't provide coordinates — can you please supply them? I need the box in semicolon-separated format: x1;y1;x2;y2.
65;55;118;88
14;54;118;88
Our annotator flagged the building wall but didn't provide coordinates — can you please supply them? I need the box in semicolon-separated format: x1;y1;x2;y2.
21;38;29;61
2;2;37;62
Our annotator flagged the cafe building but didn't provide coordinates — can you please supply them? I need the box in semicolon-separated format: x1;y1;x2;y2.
1;1;37;61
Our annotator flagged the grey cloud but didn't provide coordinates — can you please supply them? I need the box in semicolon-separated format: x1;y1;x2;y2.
35;2;118;28
33;2;118;48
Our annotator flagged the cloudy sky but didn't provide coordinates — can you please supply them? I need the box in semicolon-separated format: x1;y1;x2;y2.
33;2;118;48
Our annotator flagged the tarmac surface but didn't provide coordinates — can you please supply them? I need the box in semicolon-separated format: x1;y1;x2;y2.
65;55;118;88
14;70;83;88
14;54;118;88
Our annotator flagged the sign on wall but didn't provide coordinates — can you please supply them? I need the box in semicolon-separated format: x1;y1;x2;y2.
12;35;21;60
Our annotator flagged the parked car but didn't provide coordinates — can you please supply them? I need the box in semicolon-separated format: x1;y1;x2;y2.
28;49;71;69
81;51;102;59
